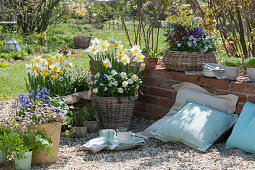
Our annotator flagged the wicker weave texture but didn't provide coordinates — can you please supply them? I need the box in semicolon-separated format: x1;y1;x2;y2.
74;36;92;49
93;96;136;129
163;49;217;71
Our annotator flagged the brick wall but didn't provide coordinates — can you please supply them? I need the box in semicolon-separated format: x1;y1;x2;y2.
134;60;255;120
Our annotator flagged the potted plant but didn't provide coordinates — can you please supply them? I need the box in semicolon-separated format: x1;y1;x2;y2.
162;11;217;71
244;57;255;81
85;103;98;133
222;57;242;80
11;87;72;164
73;108;87;138
87;38;145;129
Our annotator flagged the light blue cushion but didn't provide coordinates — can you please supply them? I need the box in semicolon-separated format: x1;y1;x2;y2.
226;102;255;153
150;101;238;152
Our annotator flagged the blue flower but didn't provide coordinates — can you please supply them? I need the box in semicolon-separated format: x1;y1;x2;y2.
177;43;182;47
194;27;204;37
187;41;193;47
189;35;194;40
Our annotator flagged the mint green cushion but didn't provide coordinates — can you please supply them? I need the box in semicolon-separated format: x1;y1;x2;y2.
150;101;238;152
226;102;255;153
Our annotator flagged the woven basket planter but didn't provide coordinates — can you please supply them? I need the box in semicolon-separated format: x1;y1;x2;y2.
163;49;217;71
74;35;92;49
93;96;136;129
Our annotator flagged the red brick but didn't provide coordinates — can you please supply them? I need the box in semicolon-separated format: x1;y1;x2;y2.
148;87;172;98
134;103;146;112
146;104;169;115
142;77;160;87
158;98;175;108
138;95;158;105
231;93;247;103
160;80;177;90
171;71;200;84
201;87;215;94
134;111;154;120
199;77;229;90
230;82;255;94
235;103;244;114
248;96;255;104
215;90;228;95
145;69;171;79
139;84;148;94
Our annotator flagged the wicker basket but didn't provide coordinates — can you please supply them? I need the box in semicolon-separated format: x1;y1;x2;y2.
163;49;217;71
93;96;136;129
74;35;92;49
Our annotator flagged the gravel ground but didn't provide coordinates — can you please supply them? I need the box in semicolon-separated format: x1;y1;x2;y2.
1;99;255;169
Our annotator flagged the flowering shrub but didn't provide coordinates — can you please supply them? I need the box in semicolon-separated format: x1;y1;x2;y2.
25;53;90;96
87;38;145;97
12;87;71;131
163;23;216;53
34;32;47;46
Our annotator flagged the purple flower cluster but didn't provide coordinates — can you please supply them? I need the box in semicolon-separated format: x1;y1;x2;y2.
194;27;204;37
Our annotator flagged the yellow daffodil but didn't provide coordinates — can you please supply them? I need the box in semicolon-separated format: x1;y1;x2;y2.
48;58;53;64
52;74;57;80
42;69;48;77
33;65;38;69
65;62;69;68
114;40;122;48
34;56;41;64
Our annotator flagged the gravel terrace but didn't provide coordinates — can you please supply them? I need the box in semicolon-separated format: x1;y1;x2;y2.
1;99;255;169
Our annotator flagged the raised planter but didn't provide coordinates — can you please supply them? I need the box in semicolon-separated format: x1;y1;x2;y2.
93;96;136;129
32;122;61;164
163;49;217;71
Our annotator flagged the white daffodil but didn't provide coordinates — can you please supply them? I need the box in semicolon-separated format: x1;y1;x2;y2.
52;55;60;62
95;72;100;79
122;81;128;88
50;64;59;73
120;72;127;79
87;45;98;55
103;58;112;68
130;45;142;55
68;52;75;60
42;59;48;66
118;87;124;94
100;40;109;52
113;40;122;48
93;88;98;93
117;54;123;62
91;38;100;45
134;53;145;62
112;80;118;86
117;45;124;54
25;64;32;73
107;36;114;44
127;79;134;84
131;74;138;80
33;56;42;64
111;70;117;76
121;55;130;65
140;63;145;70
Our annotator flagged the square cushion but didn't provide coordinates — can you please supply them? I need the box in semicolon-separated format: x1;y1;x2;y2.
226;102;255;153
139;82;239;139
150;100;238;152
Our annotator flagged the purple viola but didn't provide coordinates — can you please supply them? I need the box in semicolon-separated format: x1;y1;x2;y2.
194;27;204;37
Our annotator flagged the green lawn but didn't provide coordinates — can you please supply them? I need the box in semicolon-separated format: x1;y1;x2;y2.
0;21;167;98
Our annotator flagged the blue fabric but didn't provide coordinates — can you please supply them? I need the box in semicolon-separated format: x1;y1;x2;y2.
150;100;238;152
226;102;255;153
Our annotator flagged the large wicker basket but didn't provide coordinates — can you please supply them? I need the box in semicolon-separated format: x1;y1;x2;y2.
163;49;217;71
74;35;92;49
93;95;136;129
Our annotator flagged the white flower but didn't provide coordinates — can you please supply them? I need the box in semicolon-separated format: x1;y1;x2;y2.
87;45;98;55
131;74;138;80
91;38;100;45
107;36;114;44
103;58;112;68
134;53;145;63
100;40;109;51
118;87;124;93
105;74;113;81
111;70;117;76
93;88;98;93
117;45;124;54
122;81;128;88
112;81;118;86
33;56;42;64
140;63;145;70
121;55;130;65
130;45;142;55
95;72;100;79
25;64;32;72
113;40;122;48
127;79;134;84
120;72;127;79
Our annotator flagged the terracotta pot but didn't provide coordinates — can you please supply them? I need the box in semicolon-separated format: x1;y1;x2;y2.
86;121;98;133
144;58;159;69
32;122;61;164
247;67;255;81
225;66;240;80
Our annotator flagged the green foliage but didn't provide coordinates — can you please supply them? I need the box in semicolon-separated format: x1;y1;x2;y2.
244;58;255;68
85;103;97;121
223;57;242;67
73;108;86;127
0;51;28;60
149;47;159;59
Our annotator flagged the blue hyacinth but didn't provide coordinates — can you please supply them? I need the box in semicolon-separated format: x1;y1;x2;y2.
194;27;204;37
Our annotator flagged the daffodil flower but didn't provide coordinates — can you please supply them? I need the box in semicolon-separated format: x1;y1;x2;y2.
140;63;145;70
121;55;130;65
134;53;145;62
34;56;42;64
130;45;142;55
87;46;98;55
114;40;122;48
103;58;112;68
